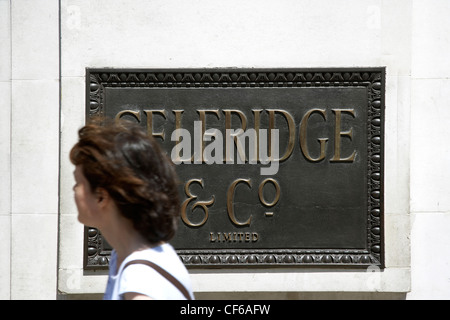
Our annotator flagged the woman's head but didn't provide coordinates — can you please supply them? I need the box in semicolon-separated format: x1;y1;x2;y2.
70;120;180;244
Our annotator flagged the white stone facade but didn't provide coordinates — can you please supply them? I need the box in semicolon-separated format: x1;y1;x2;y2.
0;0;449;299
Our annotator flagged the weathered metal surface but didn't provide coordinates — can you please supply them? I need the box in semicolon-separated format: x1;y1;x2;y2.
84;68;385;269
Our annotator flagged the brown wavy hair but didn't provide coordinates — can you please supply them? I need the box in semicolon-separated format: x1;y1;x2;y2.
70;120;180;244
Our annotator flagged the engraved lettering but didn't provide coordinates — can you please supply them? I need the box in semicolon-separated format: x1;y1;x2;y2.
209;232;259;242
143;109;166;141
227;179;252;226
224;232;232;242
114;109;141;123
299;108;328;162
258;178;281;208
171;110;186;164
252;109;263;161
197;109;220;163
331;108;357;162
267;109;295;161
181;179;215;227
223;109;248;163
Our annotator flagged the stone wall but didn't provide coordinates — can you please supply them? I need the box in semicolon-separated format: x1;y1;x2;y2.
0;0;449;299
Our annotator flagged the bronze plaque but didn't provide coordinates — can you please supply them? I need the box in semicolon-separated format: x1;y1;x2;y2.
84;68;385;269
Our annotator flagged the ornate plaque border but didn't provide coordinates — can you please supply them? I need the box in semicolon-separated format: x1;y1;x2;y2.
84;68;385;269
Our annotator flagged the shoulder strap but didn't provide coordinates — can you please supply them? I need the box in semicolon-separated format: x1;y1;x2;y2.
123;259;192;300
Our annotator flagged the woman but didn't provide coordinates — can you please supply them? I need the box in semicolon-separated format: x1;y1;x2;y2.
70;120;194;300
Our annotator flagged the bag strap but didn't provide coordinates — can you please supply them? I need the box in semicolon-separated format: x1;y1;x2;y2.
123;259;192;300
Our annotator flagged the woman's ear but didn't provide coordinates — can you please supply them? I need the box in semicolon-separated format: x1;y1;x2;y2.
95;188;109;207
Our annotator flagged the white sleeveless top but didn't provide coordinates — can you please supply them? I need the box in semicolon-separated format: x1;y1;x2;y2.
103;243;194;300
